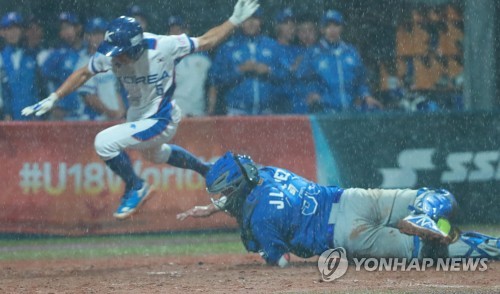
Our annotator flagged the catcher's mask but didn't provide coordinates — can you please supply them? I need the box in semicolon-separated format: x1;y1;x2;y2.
205;151;260;209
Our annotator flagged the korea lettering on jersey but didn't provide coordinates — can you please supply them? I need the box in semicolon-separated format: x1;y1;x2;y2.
241;167;343;265
88;33;197;121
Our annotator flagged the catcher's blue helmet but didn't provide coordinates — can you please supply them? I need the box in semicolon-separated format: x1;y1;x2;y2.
97;16;144;60
206;151;260;199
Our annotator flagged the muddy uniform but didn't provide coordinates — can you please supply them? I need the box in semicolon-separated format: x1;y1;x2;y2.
240;166;500;265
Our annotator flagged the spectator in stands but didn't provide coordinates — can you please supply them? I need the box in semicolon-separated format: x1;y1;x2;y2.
296;14;318;49
126;4;148;32
41;12;86;120
296;10;382;113
271;7;300;114
167;15;211;117
210;10;282;115
167;15;185;35
23;15;49;102
76;17;125;121
206;42;234;115
425;7;446;56
24;15;44;56
291;14;320;114
0;12;40;121
0;56;10;120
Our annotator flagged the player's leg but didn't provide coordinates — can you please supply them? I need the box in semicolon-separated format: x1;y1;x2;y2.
333;188;419;259
140;143;211;176
94;119;167;219
348;225;419;259
334;188;418;227
134;105;211;176
334;189;499;260
166;145;211;177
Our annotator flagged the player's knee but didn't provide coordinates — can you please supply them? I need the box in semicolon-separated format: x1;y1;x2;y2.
412;188;458;220
94;132;119;160
141;144;171;164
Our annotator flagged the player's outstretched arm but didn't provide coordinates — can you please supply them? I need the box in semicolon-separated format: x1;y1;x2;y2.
22;66;94;117
176;203;222;221
197;0;259;51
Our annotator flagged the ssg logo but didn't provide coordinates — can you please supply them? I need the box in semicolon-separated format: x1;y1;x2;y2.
378;148;500;188
378;149;435;188
317;247;348;282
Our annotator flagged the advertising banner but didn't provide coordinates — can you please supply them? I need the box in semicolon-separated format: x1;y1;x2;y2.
0;117;315;235
313;112;500;223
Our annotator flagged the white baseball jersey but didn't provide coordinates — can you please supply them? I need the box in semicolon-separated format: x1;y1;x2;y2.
88;32;199;121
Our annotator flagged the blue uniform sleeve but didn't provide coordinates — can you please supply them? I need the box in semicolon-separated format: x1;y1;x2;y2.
210;45;243;87
295;49;316;80
251;218;289;265
265;41;287;83
0;60;11;117
274;47;299;83
40;51;62;80
208;48;226;86
352;49;371;99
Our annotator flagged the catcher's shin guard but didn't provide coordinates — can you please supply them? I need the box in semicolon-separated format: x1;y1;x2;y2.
409;188;458;220
398;215;457;244
454;232;500;259
400;188;460;244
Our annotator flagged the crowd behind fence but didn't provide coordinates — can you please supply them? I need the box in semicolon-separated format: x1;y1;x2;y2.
0;3;464;121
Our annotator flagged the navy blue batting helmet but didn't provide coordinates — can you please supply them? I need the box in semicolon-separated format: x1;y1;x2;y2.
97;16;144;60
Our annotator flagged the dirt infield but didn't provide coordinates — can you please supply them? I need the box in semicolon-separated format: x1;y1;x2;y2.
1;254;499;293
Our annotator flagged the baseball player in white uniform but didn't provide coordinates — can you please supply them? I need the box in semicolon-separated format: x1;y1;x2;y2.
22;0;260;219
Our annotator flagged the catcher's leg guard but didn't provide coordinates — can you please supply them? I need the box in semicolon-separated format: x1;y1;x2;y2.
410;188;458;220
398;215;455;244
448;232;500;259
399;188;459;244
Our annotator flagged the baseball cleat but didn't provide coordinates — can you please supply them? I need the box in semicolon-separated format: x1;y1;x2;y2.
114;182;155;220
398;215;453;244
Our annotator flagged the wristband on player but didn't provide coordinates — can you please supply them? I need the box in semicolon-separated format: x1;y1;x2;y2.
277;253;290;268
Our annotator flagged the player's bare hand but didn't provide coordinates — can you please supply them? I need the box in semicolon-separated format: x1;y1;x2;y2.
239;61;257;73
107;109;125;120
290;56;303;72
306;92;322;104
21;93;59;117
254;63;270;75
176;205;213;221
229;0;260;26
364;95;384;109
